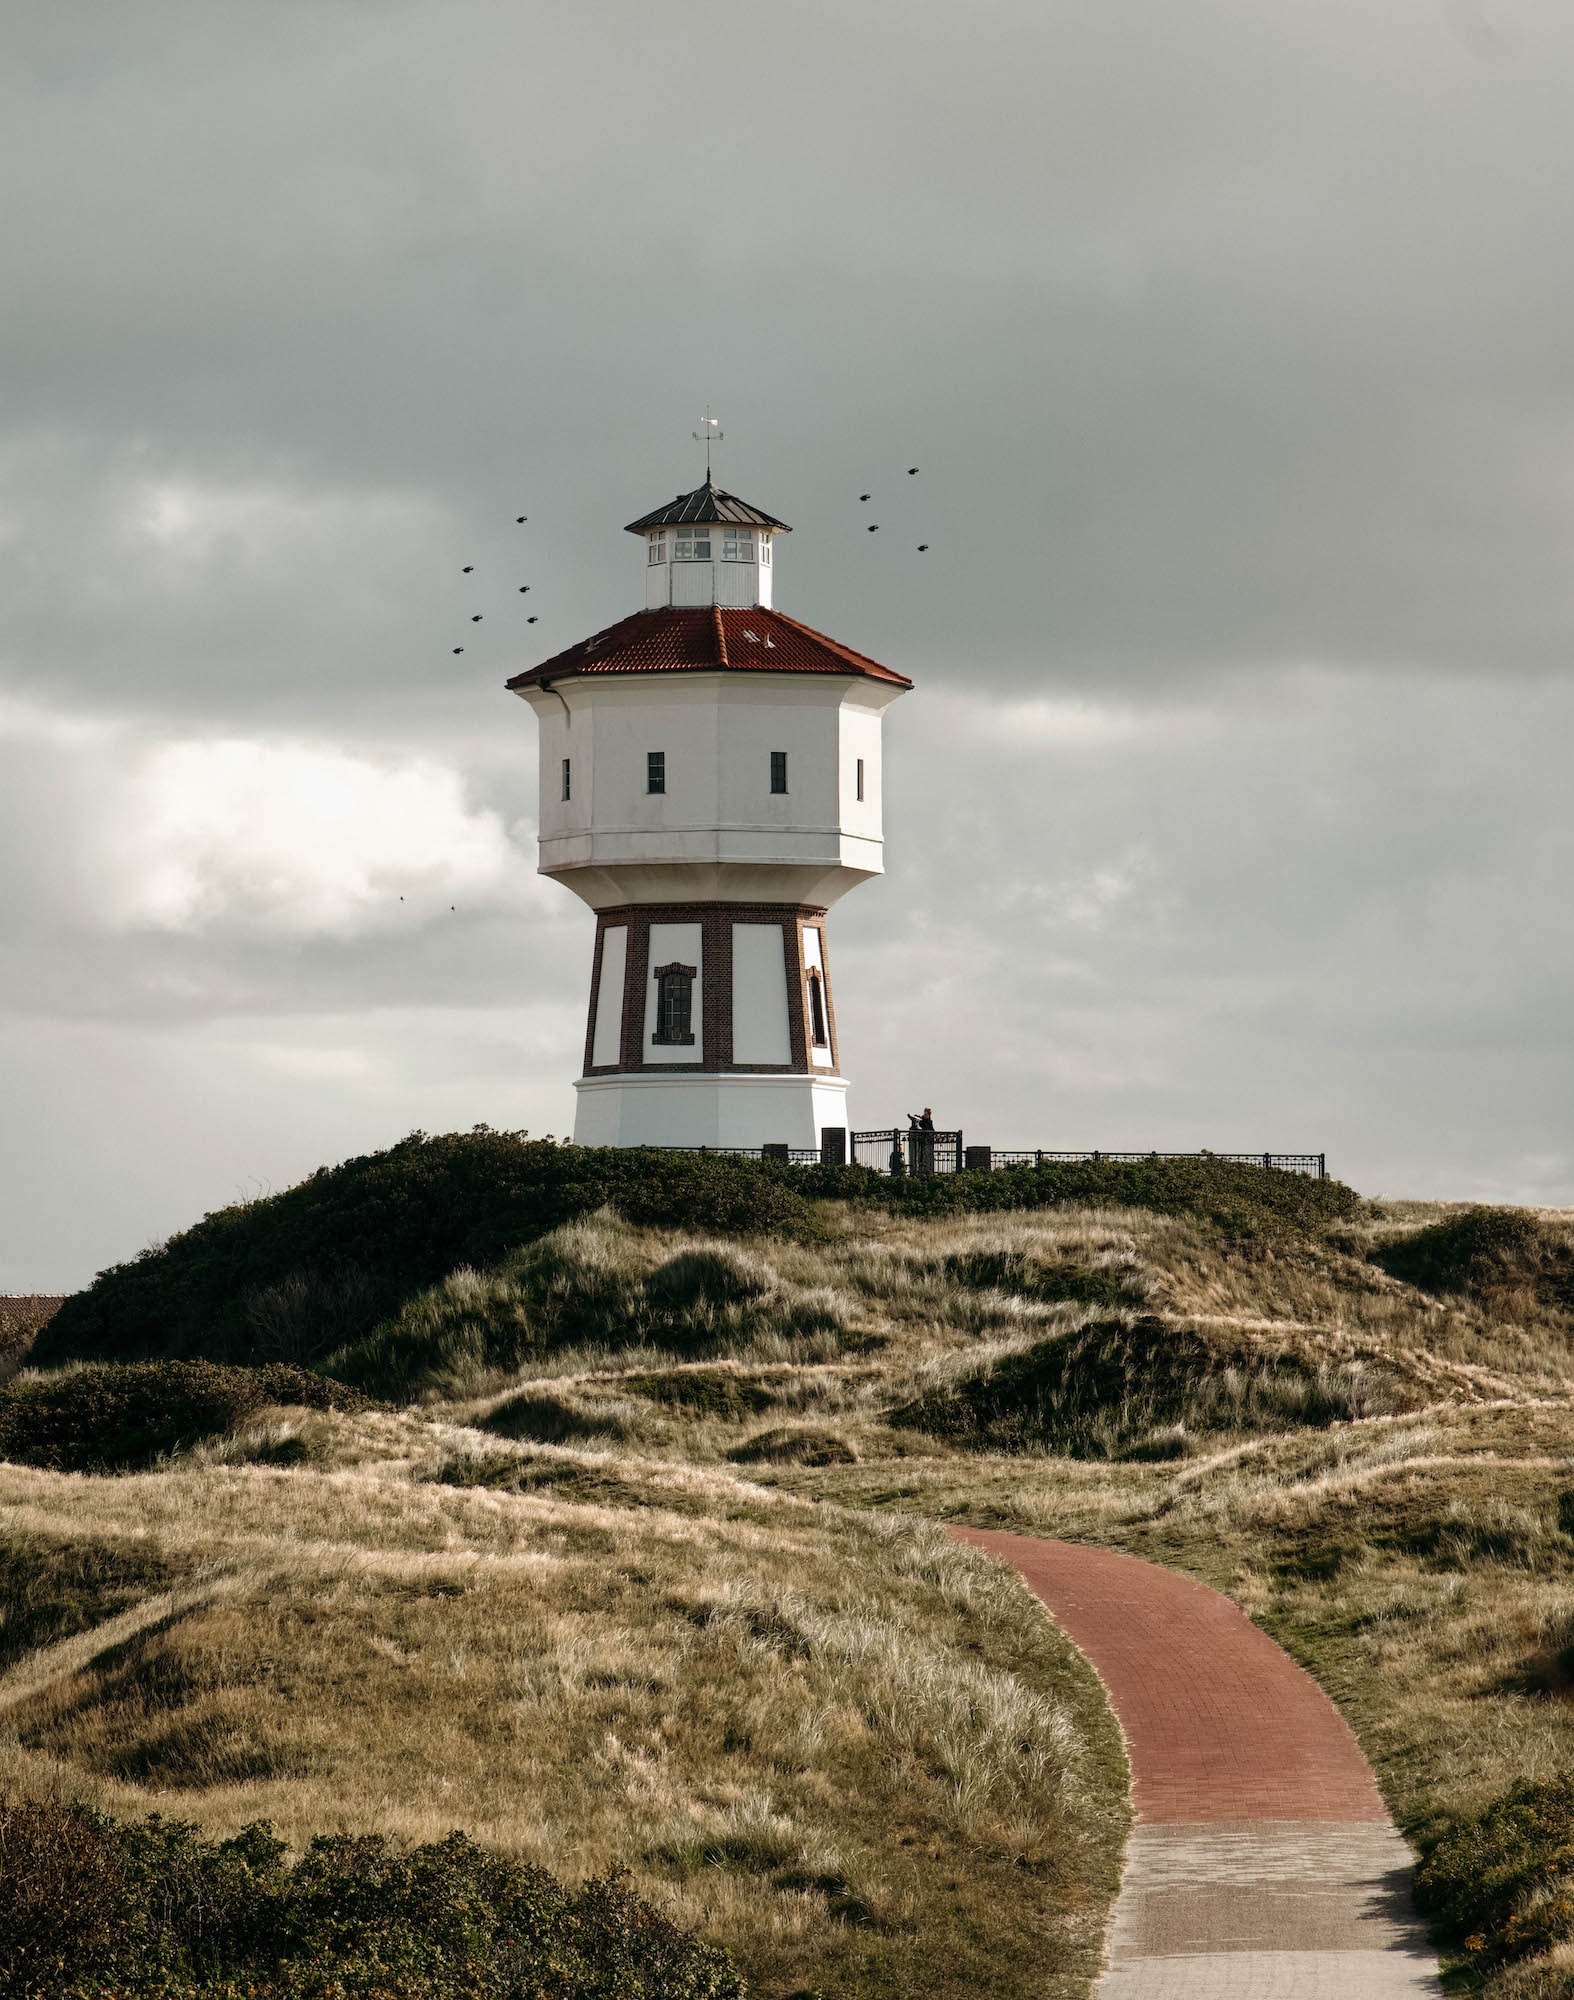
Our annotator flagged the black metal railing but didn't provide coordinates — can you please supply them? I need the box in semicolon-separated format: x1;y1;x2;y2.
852;1128;964;1176
616;1140;1327;1179
981;1149;1327;1178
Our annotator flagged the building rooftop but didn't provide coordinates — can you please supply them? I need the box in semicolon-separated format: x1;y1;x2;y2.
624;476;792;534
505;606;911;692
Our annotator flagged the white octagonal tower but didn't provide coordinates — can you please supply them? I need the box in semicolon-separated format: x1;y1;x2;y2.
507;474;911;1152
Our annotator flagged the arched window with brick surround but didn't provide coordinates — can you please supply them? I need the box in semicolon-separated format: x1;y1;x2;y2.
652;962;697;1046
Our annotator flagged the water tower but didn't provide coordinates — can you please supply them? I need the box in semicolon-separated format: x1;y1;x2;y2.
506;472;910;1150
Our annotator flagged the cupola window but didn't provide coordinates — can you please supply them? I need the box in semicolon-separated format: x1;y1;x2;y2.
721;529;755;562
760;537;771;565
673;527;711;561
647;532;666;564
652;961;696;1046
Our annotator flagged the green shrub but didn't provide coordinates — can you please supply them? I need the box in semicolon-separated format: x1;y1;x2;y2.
40;1132;1358;1376
0;1362;373;1473
38;1135;815;1371
890;1316;1409;1459
1415;1774;1574;1971
798;1154;1361;1234
1377;1207;1574;1310
0;1795;745;1998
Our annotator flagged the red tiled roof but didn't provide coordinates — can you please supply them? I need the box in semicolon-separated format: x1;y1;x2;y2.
504;607;912;692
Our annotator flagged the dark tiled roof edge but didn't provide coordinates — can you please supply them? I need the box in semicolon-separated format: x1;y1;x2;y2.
624;478;792;534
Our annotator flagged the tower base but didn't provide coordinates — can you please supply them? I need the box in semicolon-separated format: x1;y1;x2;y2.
572;1072;849;1151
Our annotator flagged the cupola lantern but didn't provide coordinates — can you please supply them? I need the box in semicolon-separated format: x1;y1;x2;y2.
507;473;911;1152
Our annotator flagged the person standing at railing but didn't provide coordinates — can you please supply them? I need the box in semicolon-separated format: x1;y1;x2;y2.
907;1108;936;1177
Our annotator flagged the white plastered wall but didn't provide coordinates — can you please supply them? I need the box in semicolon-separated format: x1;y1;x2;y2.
522;672;903;909
642;921;704;1064
731;922;792;1064
591;925;627;1067
573;1073;849;1149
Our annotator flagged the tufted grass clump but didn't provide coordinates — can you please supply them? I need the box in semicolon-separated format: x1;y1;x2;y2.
326;1217;854;1403
0;1361;373;1474
889;1315;1412;1459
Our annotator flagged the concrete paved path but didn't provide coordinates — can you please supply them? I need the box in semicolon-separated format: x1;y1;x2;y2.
951;1529;1441;1999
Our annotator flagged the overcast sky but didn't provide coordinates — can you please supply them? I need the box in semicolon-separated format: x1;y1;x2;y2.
4;0;1572;1291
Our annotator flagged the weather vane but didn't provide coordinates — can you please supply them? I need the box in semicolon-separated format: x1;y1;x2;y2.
692;407;723;479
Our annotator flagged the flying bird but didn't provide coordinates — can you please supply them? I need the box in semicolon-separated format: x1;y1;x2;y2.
471;614;482;622
907;467;919;475
859;493;871;502
917;543;930;552
462;565;473;573
516;515;527;523
867;524;879;532
518;585;530;593
527;615;539;623
453;647;464;654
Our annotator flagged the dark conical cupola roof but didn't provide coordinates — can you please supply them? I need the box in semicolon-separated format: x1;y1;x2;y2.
624;475;791;535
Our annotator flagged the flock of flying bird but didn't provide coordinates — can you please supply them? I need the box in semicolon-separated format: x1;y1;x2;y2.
446;466;932;659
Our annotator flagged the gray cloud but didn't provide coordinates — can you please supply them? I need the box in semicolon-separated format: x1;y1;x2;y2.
3;0;1572;1286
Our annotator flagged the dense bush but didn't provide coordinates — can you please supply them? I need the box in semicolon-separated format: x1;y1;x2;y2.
799;1153;1362;1233
38;1130;1360;1377
1378;1207;1574;1311
1415;1774;1574;1973
0;1361;373;1473
890;1315;1409;1459
0;1796;744;1998
37;1135;816;1370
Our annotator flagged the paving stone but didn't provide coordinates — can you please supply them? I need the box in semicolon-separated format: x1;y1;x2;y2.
949;1529;1443;1998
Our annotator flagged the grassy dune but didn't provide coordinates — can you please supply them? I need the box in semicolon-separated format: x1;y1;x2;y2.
11;1144;1574;1996
0;1434;1124;1999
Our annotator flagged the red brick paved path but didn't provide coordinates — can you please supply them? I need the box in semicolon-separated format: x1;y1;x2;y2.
950;1529;1386;1823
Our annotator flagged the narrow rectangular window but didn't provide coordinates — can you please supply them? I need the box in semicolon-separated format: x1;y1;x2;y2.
760;538;771;565
647;750;665;795
807;970;828;1047
647;532;665;564
561;757;571;802
855;757;865;802
770;750;788;794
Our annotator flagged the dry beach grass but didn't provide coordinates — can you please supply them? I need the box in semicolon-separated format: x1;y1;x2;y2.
0;1435;1125;2000
9;1169;1574;1995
